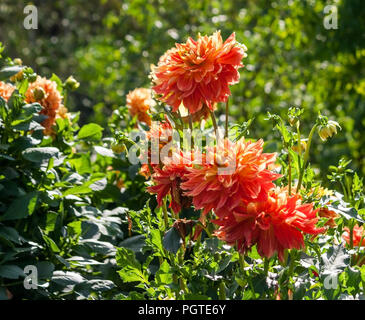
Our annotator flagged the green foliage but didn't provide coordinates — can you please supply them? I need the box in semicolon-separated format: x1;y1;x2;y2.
0;56;143;300
0;0;364;301
1;0;364;176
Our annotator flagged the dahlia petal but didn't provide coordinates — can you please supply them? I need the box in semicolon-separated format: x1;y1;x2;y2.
177;76;194;92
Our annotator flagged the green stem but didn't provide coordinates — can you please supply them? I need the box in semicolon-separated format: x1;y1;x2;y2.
296;124;302;188
349;220;355;250
209;109;218;136
264;258;270;276
238;254;256;297
356;234;365;256
340;180;349;203
285;250;297;293
162;200;169;230
219;281;226;300
238;253;245;269
177;109;185;128
287;150;292;196
225;99;229;139
296;123;302;157
296;124;318;191
188;113;194;150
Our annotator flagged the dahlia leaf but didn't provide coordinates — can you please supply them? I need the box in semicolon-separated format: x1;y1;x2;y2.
78;123;104;141
0;66;23;81
320;193;365;223
320;245;350;276
0;191;38;221
119;235;146;253
162;227;181;254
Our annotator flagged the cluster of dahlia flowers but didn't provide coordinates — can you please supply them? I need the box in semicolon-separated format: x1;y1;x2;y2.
127;31;326;262
0;75;67;136
146;135;325;261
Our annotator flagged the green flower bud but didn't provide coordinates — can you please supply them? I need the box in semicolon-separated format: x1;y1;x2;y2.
318;120;341;141
32;87;46;101
64;76;80;91
111;143;126;153
13;58;22;66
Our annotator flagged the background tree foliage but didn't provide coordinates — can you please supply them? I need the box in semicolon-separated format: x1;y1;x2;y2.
1;0;364;179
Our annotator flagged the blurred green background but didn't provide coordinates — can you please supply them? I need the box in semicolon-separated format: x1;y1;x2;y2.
0;0;364;177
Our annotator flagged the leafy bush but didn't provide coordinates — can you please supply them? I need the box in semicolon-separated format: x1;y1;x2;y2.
0;9;364;300
0;48;142;299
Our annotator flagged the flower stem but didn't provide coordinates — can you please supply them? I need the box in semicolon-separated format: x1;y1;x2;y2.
219;281;226;300
340;180;349;203
209;109;218;136
288;150;292;196
264;258;270;276
239;254;245;269
162;199;169;230
296;123;302;156
225;99;229;139
349;220;355;250
296;124;318;191
188;113;194;149
285;250;297;296
296;124;302;183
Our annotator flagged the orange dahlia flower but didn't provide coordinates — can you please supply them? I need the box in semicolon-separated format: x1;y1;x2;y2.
25;76;63;135
152;31;247;114
127;88;154;127
0;81;15;101
147;151;193;214
214;188;325;261
342;224;365;247
181;138;281;216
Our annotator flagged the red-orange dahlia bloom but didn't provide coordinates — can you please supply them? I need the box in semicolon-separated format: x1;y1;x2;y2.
214;188;325;261
25;76;63;135
127;88;154;127
147;151;193;214
342;224;365;247
152;31;247;114
181;138;281;216
0;81;15;101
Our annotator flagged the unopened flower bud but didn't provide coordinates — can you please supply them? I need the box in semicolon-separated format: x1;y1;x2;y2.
64;76;80;91
28;73;37;83
13;58;22;66
327;120;340;135
318;120;341;141
288;116;298;127
32;86;46;101
111;143;126;153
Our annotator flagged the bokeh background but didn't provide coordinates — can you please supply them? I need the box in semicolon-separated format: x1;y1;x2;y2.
0;0;364;178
